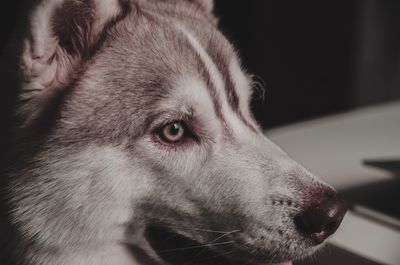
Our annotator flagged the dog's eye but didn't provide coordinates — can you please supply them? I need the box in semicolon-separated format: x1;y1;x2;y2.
160;122;186;143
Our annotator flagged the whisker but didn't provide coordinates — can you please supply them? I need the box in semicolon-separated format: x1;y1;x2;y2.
147;220;240;234
186;230;241;264
199;241;251;261
157;241;236;253
163;226;240;234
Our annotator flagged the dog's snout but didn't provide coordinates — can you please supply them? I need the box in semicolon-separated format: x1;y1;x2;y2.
294;194;347;244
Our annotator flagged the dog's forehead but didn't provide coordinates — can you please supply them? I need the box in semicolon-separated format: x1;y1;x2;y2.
101;14;238;92
69;8;256;142
104;15;245;94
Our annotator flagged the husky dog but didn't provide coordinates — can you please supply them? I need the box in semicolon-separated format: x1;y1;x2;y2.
0;0;347;264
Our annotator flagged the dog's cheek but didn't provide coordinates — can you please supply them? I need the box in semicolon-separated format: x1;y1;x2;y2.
10;145;154;246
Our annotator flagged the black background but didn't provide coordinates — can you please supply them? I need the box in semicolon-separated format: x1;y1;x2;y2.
214;0;400;128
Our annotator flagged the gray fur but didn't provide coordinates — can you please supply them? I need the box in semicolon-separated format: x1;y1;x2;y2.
1;1;337;265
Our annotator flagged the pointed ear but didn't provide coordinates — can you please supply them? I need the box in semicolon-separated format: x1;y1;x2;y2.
18;0;129;124
188;0;213;14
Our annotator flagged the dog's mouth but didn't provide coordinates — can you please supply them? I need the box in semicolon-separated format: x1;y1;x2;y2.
137;226;293;265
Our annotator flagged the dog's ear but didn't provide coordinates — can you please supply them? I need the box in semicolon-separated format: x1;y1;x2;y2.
187;0;213;14
18;0;129;124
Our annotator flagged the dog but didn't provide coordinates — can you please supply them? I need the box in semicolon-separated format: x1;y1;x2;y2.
0;0;347;264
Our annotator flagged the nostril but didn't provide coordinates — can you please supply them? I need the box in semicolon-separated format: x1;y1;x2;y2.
294;194;347;244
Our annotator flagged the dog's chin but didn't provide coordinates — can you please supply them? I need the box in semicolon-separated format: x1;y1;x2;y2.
141;226;294;265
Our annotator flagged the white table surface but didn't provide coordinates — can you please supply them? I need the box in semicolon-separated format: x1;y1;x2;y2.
266;101;400;265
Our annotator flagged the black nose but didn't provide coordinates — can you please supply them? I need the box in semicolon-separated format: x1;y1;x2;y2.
295;195;347;244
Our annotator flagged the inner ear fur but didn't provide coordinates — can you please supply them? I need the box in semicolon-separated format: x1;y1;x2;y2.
18;0;131;125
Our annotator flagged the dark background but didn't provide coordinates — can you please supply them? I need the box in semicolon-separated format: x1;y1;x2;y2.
1;0;400;129
214;0;400;128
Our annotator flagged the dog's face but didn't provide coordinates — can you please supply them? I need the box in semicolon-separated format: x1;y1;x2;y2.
9;0;346;264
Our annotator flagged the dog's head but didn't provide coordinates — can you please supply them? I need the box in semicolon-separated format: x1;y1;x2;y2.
9;0;346;264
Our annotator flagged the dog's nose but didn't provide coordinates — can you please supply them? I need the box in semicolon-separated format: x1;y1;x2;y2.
295;194;347;244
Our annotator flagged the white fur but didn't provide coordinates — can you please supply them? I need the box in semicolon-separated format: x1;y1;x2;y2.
176;24;258;142
18;0;123;127
228;57;257;124
176;24;226;104
166;76;221;140
28;0;63;60
11;146;155;264
92;0;122;39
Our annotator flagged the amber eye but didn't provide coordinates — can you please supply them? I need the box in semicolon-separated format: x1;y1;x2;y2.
160;122;185;143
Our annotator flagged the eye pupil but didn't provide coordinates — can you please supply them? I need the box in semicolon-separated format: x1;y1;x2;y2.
169;123;180;136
